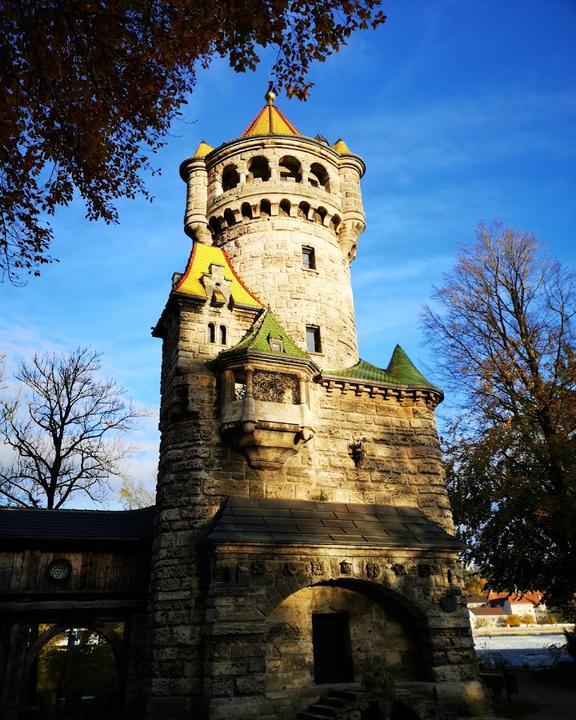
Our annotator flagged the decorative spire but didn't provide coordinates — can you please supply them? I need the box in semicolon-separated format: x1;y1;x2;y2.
265;81;276;106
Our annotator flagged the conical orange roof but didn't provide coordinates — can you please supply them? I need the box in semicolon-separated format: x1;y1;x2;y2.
242;90;301;137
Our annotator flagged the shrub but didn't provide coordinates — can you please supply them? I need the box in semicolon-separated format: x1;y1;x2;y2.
521;614;535;625
475;619;490;628
504;615;522;627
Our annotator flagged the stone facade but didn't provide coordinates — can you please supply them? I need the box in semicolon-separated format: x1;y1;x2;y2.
145;95;487;720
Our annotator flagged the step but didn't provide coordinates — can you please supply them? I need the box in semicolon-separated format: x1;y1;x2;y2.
319;696;348;709
328;690;360;702
298;714;337;720
307;703;340;717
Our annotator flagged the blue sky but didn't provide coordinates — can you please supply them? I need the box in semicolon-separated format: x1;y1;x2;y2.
1;0;575;505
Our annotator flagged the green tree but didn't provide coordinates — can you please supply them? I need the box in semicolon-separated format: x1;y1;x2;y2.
0;0;386;280
423;224;576;615
0;347;143;508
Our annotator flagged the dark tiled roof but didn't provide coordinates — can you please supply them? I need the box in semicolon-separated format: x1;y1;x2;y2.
0;507;155;541
204;497;461;550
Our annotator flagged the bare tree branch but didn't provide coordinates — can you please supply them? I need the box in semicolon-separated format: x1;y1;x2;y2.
0;347;144;508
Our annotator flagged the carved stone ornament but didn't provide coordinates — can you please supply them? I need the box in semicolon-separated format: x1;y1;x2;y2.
440;594;458;613
339;560;353;575
391;563;407;576
251;560;266;575
200;263;232;306
310;560;324;576
365;562;380;579
418;564;432;578
283;562;298;576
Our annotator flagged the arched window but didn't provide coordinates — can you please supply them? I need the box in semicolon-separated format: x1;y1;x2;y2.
279;199;291;217
260;199;271;218
241;202;253;220
309;163;330;191
248;156;271;182
208;323;216;343
209;217;221;235
220;325;227;345
330;214;341;233
224;208;236;227
222;165;240;191
279;156;302;183
297;201;310;220
314;207;327;225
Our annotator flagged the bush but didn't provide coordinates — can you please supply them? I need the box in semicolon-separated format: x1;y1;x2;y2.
475;619;490;628
521;614;535;625
504;615;522;627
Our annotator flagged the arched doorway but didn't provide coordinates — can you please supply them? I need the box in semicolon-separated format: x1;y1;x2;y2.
24;624;124;720
265;580;426;696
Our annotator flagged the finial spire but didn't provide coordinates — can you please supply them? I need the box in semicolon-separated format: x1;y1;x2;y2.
265;81;276;106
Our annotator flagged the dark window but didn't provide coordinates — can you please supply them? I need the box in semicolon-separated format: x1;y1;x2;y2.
309;163;330;191
306;325;321;353
220;325;227;345
222;165;240;190
312;613;354;684
208;323;216;343
302;246;316;270
248;156;271;182
279;155;302;182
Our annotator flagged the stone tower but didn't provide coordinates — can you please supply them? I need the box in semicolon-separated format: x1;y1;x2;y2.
146;92;486;720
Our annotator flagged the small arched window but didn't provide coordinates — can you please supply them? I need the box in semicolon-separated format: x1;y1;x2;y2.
279;156;302;183
330;214;341;233
279;199;291;217
314;207;327;225
241;202;253;220
260;199;271;218
208;323;216;343
209;217;221;235
309;163;330;191
224;208;236;227
248;156;271;182
297;201;310;220
222;165;240;191
220;325;227;345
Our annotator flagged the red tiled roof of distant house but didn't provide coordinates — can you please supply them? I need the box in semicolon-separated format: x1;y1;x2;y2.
471;607;506;616
487;591;544;605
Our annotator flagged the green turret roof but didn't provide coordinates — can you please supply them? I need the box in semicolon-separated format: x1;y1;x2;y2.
325;345;439;391
223;309;309;360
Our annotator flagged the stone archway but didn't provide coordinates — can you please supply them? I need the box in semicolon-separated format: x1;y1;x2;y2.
22;623;126;720
265;579;427;697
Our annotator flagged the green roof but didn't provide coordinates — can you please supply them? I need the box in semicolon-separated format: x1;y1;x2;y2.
325;345;440;391
223;309;309;360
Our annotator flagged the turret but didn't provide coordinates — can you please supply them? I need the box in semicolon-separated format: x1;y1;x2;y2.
178;90;366;369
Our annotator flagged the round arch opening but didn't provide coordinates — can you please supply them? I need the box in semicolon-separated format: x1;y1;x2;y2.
265;580;428;696
27;624;123;720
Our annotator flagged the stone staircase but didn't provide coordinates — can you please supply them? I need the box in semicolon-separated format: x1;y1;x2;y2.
296;687;458;720
297;688;384;719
